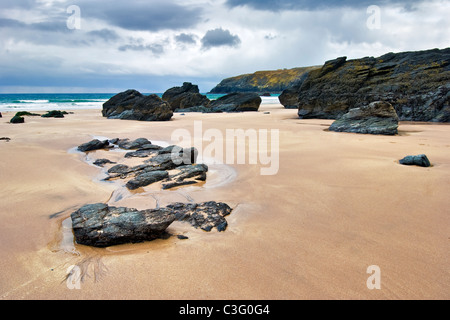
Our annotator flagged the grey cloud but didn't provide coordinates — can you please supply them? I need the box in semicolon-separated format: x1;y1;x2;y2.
81;0;203;31
175;33;197;45
118;43;164;55
201;28;241;49
226;0;424;11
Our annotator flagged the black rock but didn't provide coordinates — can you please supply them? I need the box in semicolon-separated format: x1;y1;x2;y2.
162;82;210;111
116;137;152;150
10;115;25;124
71;203;176;247
167;201;232;232
209;92;261;112
329;101;399;135
102;90;173;121
93;159;116;167
279;48;450;122
399;154;431;167
77;139;110;152
125;170;169;190
41;110;67;118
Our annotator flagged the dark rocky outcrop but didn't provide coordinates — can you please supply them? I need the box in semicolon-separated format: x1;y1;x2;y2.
162;82;210;111
10;115;25;124
279;48;450;122
71;201;233;247
329;101;399;135
209;92;261;112
210;66;320;94
41;110;67;118
102;90;173;121
77;139;110;152
399;154;431;167
71;203;177;247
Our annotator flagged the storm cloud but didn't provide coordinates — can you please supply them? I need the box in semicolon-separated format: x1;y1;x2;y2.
82;0;203;31
201;28;241;49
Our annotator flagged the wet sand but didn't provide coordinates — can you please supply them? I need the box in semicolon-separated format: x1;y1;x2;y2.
0;104;449;299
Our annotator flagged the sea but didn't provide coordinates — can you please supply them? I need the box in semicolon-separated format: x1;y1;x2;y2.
0;93;281;113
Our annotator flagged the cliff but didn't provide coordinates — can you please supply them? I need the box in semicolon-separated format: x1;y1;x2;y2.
279;48;450;122
209;66;319;94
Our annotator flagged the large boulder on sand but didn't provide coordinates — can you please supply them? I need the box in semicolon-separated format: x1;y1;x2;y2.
102;90;173;121
162;82;210;111
209;92;261;112
71;201;233;247
329;101;399;135
71;203;176;247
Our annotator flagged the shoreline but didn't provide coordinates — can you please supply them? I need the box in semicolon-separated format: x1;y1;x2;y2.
0;106;449;299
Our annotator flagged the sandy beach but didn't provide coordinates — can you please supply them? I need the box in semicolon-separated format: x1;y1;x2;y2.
0;103;449;300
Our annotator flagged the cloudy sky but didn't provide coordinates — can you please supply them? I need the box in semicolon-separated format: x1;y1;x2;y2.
0;0;449;93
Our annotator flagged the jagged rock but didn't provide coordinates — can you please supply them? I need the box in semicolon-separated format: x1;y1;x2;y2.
77;139;110;152
399;154;431;167
163;164;208;189
115;138;152;150
329;101;399;135
71;203;176;247
279;48;450;122
102;90;173;121
167;201;232;232
209;92;261;112
162;82;210;111
125;170;169;190
71;201;233;247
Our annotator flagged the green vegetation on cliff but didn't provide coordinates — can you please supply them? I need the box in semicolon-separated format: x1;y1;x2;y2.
209;66;319;94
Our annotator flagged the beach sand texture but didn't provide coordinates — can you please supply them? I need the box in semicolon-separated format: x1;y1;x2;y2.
0;104;449;299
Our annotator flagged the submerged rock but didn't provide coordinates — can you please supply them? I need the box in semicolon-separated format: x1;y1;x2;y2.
399;154;431;167
329;101;399;135
102;90;173;121
93;159;116;167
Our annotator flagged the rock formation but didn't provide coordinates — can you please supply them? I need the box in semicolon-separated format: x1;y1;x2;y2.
329;101;399;135
77;139;110;152
399;154;431;167
209;92;261;112
210;66;319;94
71;201;233;247
162;82;210;111
102;90;173;121
279;48;450;122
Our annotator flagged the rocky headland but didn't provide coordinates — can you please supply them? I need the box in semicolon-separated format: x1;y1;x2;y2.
279;48;450;122
210;66;319;94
